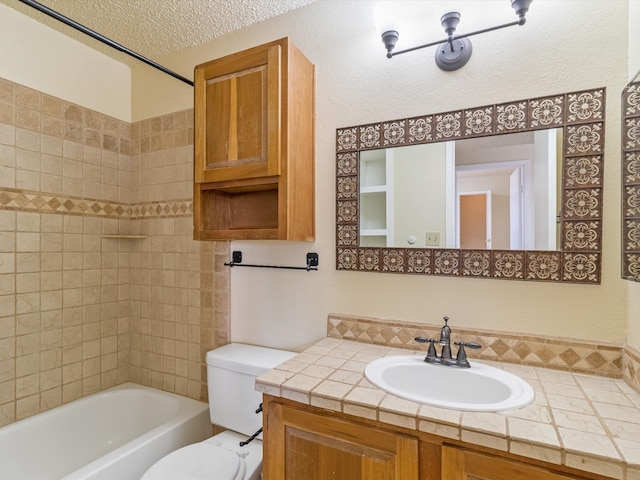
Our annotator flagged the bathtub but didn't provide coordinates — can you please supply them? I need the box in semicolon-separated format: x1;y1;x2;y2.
0;383;212;480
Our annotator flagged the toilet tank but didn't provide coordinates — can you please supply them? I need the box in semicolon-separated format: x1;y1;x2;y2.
206;343;295;436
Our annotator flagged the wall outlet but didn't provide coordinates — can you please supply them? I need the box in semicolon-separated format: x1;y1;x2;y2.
425;232;440;246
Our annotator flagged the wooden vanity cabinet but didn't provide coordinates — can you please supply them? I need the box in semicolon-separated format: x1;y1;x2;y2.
193;37;315;240
442;446;588;480
263;397;420;480
262;396;607;480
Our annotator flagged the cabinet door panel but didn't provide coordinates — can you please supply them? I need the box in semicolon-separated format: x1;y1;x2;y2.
196;44;281;183
286;427;395;479
205;67;265;171
265;402;419;480
442;446;586;480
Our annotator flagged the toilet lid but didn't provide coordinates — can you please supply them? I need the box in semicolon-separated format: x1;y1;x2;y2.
142;442;246;480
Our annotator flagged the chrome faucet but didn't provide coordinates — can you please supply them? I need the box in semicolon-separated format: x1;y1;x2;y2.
414;316;480;368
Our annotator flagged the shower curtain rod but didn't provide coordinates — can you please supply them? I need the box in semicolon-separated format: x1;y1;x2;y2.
18;0;194;87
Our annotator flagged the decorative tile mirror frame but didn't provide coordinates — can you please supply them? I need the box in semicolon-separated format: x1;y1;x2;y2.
335;88;605;283
622;79;640;281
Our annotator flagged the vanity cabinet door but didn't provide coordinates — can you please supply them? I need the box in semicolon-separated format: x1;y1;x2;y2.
263;400;419;480
442;446;589;480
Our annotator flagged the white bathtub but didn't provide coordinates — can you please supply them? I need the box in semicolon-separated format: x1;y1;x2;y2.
0;383;212;480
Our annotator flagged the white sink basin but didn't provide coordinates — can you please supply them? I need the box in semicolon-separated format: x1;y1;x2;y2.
364;355;534;412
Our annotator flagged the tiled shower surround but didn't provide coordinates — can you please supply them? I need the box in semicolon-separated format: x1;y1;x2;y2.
0;77;229;427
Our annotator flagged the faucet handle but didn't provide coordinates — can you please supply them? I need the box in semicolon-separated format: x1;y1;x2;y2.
415;336;438;360
454;342;481;368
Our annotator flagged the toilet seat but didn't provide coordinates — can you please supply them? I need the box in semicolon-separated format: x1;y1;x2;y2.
141;442;246;480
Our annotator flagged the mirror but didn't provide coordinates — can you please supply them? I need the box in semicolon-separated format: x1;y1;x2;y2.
359;129;562;251
622;79;640;281
336;88;605;283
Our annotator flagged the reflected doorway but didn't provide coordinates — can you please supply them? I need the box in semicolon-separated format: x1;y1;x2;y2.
458;192;491;249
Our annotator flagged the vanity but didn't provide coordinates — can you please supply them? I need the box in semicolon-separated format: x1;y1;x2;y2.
257;335;640;480
285;83;636;477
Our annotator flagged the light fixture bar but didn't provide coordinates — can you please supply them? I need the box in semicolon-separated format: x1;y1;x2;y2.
18;0;194;87
385;36;444;59
381;0;532;71
385;18;522;59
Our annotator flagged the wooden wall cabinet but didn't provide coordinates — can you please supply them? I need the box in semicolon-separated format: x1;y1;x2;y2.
193;37;315;241
262;396;603;480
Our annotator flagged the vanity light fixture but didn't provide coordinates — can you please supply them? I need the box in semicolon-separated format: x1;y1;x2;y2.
380;0;533;71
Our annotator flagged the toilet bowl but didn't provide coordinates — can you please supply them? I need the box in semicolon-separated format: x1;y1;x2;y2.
141;430;262;480
141;343;294;480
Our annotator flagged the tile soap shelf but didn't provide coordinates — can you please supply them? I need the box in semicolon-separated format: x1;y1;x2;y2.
100;235;148;239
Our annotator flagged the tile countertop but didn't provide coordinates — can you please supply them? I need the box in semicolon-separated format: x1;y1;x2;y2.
255;337;640;480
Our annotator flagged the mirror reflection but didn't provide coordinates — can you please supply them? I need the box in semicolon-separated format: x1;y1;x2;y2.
359;129;562;251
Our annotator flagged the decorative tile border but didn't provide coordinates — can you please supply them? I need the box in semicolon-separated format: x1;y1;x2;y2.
336;88;606;284
0;186;130;217
327;314;623;377
0;186;192;219
622;81;640;281
129;199;192;219
623;346;640;392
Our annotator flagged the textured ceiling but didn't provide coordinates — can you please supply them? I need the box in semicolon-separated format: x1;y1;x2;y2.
1;0;317;60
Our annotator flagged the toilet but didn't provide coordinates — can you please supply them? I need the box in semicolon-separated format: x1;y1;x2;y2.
141;343;295;480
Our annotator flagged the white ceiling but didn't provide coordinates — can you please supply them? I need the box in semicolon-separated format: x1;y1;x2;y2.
1;0;318;61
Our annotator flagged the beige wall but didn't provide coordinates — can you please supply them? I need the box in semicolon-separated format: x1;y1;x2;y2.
132;0;631;351
0;4;131;122
626;0;640;352
630;0;640;79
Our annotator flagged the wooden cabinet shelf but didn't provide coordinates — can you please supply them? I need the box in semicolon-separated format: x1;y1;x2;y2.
199;186;279;239
193;37;315;241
